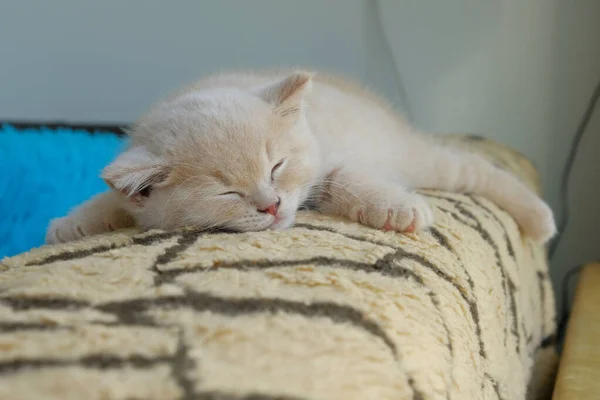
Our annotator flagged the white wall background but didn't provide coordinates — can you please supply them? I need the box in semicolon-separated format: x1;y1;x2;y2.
1;0;598;305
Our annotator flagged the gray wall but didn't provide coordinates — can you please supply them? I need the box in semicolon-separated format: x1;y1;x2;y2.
1;0;599;302
0;0;374;121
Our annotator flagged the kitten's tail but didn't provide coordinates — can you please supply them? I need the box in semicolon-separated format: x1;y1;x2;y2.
407;143;556;243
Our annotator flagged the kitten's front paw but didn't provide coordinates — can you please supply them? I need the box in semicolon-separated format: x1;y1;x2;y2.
519;200;557;243
45;217;87;244
46;207;135;245
352;192;434;233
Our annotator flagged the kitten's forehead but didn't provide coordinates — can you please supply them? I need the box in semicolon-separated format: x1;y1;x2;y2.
153;90;275;185
169;137;267;188
135;88;274;147
175;89;271;129
133;88;270;139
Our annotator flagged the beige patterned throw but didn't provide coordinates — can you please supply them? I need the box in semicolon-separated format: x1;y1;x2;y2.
0;136;557;400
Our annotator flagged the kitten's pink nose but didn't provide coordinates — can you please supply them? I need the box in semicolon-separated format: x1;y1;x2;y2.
259;198;281;216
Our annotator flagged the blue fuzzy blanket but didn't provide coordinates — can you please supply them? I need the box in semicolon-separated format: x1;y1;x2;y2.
0;124;126;258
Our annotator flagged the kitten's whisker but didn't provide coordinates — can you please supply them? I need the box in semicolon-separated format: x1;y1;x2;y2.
169;161;207;175
167;186;203;226
159;175;199;228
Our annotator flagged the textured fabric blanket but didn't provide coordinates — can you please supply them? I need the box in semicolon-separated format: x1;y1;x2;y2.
0;135;557;400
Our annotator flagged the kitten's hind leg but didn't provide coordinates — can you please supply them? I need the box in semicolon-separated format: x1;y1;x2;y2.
404;143;556;242
315;169;434;233
46;191;135;244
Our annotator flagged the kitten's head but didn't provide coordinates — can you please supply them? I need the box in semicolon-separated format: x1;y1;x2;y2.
102;72;320;232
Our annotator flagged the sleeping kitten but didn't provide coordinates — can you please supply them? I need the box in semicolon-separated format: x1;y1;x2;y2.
46;70;556;244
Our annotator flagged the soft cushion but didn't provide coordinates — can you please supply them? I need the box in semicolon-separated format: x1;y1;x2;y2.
0;124;125;258
0;135;557;400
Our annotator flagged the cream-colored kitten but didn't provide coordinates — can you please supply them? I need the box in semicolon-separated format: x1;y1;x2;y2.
46;70;556;244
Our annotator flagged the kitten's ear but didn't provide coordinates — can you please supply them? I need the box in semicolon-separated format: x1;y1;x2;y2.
257;71;314;122
101;146;171;201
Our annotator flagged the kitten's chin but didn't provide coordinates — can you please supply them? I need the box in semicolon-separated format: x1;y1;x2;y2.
268;214;295;231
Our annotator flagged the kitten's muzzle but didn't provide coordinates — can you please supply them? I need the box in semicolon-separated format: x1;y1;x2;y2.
258;197;281;216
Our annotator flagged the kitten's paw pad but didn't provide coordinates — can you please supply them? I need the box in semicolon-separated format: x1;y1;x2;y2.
355;194;434;233
45;217;87;245
381;210;395;231
381;209;417;232
403;221;416;233
521;200;557;243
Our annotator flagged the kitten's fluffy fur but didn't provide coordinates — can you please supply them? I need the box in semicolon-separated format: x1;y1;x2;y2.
46;70;556;244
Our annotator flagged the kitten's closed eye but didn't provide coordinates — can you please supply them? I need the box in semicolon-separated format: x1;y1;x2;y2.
271;159;285;181
220;191;243;198
139;186;153;197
